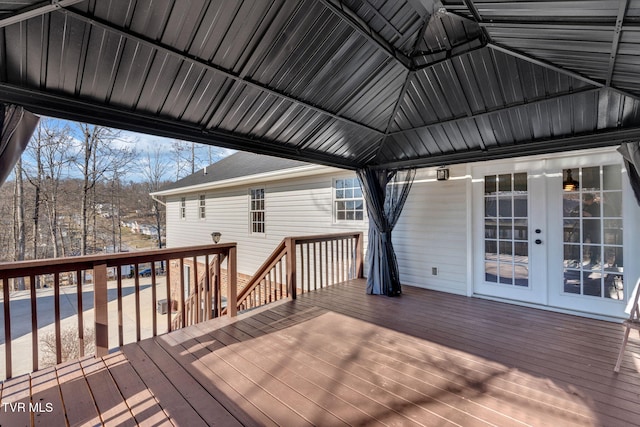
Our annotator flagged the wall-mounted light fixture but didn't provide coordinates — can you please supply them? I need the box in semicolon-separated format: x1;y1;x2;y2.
563;169;578;191
211;232;222;244
436;168;450;181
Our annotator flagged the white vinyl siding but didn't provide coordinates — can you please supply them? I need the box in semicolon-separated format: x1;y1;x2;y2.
394;165;469;295
165;172;369;276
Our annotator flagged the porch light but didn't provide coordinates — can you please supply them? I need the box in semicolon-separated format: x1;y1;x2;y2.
211;232;222;244
563;169;578;191
436;167;449;181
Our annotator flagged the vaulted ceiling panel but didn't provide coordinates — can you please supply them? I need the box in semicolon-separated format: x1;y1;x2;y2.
342;0;427;54
2;0;640;171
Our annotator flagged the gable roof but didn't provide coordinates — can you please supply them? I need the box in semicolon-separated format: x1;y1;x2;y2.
154;151;324;196
2;1;640;170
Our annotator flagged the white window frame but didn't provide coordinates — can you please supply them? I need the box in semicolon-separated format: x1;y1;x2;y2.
199;195;206;219
180;197;186;220
249;188;265;234
333;177;364;222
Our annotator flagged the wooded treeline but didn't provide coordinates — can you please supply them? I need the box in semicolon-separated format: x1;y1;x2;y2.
1;118;228;271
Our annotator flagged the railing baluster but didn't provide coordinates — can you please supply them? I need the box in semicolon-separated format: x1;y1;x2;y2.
227;246;237;317
30;274;38;372
54;272;61;365
179;258;186;328
166;258;171;333
278;258;283;299
205;255;211;321
193;256;199;324
302;243;311;292
214;255;220;318
340;238;345;283
116;267;123;347
3;276;11;379
312;243;317;291
77;268;85;357
94;263;108;357
151;262;157;337
134;264;141;342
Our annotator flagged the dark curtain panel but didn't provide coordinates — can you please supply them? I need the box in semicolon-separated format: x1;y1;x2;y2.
0;104;39;186
357;168;416;296
617;142;640;206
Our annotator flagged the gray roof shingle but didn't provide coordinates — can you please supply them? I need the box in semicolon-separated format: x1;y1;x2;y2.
159;151;313;192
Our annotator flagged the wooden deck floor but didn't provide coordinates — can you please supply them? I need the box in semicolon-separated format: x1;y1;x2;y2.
1;279;639;426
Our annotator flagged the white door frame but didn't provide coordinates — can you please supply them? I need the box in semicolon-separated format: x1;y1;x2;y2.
472;160;547;305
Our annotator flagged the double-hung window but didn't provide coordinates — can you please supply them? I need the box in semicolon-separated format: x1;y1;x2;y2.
199;195;206;219
180;197;186;220
250;188;265;233
335;178;364;221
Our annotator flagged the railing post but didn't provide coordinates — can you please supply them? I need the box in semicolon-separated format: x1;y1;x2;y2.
355;232;364;279
227;247;237;317
286;237;297;300
94;262;109;357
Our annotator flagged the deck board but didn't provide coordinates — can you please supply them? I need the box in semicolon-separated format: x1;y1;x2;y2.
1;279;639;426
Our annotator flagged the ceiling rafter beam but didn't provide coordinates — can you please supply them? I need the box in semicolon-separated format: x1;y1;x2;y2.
389;86;602;137
359;0;402;38
317;0;411;70
461;0;492;44
0;82;361;170
480;20;640;31
0;0;84;28
488;42;640;103
375;126;640;170
606;0;630;86
411;40;486;71
60;8;385;137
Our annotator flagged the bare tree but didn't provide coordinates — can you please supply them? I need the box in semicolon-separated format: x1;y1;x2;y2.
143;147;169;248
74;124;133;255
12;158;26;289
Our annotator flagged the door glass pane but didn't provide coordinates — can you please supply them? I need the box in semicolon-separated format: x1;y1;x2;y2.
514;173;527;192
603;165;621;190
498;174;512;192
562;165;623;298
485;176;497;194
485;173;528;287
514;264;528;287
498;196;512;217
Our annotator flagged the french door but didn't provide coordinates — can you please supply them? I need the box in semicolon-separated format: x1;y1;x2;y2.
473;162;547;305
473;152;633;318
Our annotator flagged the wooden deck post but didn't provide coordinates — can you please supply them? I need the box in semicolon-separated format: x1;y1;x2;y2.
94;262;109;357
227;247;238;317
286;237;297;300
355;232;364;279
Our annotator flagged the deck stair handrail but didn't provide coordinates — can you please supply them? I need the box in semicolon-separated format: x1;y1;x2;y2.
171;253;227;330
0;243;237;380
226;232;363;314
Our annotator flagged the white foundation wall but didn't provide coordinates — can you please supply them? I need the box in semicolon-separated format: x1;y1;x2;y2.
393;165;470;295
165;170;369;277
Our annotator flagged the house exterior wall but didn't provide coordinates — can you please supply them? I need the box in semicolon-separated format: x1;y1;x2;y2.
163;147;640;319
165;170;369;278
394;165;470;296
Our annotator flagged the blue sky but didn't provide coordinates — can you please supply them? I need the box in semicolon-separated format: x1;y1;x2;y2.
20;116;236;183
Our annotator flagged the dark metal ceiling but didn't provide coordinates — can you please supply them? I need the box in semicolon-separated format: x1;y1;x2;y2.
1;0;640;170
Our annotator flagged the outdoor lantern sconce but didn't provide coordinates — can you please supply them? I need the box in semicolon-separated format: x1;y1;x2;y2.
436;168;450;181
563;169;578;191
211;232;222;244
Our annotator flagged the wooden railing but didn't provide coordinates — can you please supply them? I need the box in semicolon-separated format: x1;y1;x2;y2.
171;253;228;330
0;243;236;380
232;232;363;313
